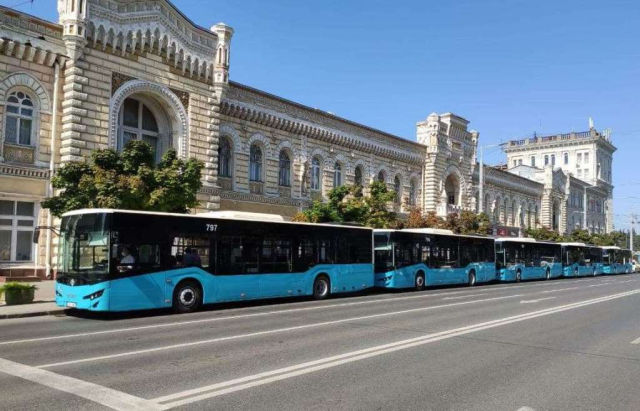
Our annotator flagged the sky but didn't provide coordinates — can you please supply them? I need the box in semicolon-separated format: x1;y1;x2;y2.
3;0;640;230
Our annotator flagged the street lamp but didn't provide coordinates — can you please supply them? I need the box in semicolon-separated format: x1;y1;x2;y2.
478;143;506;214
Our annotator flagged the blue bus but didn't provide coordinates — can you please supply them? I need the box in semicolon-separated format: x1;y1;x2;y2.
49;209;374;313
615;248;635;274
494;238;562;282
561;243;603;277
601;246;621;275
374;228;495;290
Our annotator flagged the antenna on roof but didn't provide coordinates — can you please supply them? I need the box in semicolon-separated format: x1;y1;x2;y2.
603;128;612;140
589;117;594;130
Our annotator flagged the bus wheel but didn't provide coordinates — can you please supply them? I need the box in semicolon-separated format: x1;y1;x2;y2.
313;275;330;300
415;271;425;291
515;270;522;283
172;280;202;314
545;268;551;280
468;270;476;287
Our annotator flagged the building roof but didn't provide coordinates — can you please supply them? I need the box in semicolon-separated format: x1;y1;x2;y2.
228;81;426;151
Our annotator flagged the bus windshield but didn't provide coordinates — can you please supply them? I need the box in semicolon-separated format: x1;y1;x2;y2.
58;213;110;285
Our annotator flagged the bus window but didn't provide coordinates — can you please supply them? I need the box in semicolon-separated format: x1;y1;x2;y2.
170;235;210;269
261;238;292;273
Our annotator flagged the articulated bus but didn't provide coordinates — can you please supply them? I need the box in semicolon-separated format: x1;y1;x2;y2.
51;209;373;313
561;243;603;277
374;228;495;289
494;238;562;282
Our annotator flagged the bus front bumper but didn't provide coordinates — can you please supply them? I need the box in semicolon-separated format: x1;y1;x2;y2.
55;282;110;311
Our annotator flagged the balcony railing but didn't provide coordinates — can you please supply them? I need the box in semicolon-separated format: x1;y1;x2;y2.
507;130;607;148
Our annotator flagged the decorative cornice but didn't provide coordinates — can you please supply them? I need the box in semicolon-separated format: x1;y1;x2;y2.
220;100;424;166
0;7;63;40
0;163;50;180
86;0;219;82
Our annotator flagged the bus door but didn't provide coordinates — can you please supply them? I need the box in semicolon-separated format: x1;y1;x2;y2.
215;236;261;301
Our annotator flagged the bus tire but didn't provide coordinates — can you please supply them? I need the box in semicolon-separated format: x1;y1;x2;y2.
545;268;551;280
515;270;522;283
313;275;330;300
468;270;476;287
415;271;426;291
172;280;202;314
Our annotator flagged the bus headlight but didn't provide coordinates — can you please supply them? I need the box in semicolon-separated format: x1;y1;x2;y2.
83;289;105;300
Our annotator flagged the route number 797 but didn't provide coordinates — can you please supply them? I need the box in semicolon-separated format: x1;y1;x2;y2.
205;224;218;232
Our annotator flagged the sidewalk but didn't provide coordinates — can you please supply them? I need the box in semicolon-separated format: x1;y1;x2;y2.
0;281;67;319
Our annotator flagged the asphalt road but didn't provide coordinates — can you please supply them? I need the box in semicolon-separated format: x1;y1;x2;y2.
1;274;640;411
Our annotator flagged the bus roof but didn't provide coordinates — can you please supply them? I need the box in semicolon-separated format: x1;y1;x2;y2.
559;242;587;247
402;228;455;235
494;237;538;243
60;208;373;230
601;246;621;250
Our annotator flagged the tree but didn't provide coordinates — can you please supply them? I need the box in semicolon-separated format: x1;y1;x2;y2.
293;180;397;228
525;226;564;242
42;141;204;217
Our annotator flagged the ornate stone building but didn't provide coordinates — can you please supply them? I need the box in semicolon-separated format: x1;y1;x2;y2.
0;1;615;278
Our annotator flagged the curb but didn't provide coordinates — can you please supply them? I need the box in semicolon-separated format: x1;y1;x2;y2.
0;308;67;320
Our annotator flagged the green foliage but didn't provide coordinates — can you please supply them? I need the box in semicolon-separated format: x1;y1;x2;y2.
293;181;396;228
525;226;564;242
0;282;37;291
42;141;204;217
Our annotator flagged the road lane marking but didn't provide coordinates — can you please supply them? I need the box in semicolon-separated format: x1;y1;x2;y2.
0;358;166;411
442;293;485;300
540;287;580;294
630;337;640;344
153;288;640;408
36;294;523;369
520;297;556;304
0;280;566;347
0;275;624;347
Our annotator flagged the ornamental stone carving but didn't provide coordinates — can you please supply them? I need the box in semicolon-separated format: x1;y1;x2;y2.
109;79;189;158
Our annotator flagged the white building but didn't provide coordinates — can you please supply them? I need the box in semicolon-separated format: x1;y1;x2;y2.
504;128;614;234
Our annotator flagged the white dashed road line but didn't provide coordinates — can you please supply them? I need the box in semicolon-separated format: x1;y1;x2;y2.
151;288;640;409
36;294;523;369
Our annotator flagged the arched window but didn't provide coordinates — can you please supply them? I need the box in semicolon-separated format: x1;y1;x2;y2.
530;156;536;167
544;155;549;166
564;152;569;165
394;176;401;204
119;97;162;161
311;157;321;191
249;144;263;182
218;137;232;178
333;162;342;187
551;154;556;166
354;166;363;187
279;151;291;187
377;170;385;183
409;179;417;206
4;91;34;146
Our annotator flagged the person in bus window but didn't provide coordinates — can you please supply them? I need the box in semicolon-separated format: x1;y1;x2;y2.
120;246;135;265
183;247;202;267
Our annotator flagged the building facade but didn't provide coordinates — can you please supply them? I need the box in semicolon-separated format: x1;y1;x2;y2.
0;1;615;278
